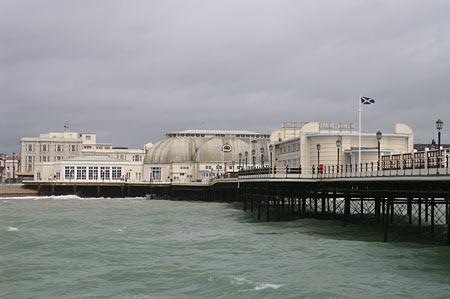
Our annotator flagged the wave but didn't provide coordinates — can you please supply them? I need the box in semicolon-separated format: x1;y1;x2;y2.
8;226;18;232
255;283;283;291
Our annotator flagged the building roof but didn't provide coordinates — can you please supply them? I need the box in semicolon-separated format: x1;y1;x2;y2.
165;129;270;138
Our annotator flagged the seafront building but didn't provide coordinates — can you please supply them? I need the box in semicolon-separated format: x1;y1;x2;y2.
26;123;420;183
21;127;146;181
272;122;414;173
0;154;20;183
144;130;271;184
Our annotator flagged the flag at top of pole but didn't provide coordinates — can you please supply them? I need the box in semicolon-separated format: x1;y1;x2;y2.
361;96;375;105
358;95;376;171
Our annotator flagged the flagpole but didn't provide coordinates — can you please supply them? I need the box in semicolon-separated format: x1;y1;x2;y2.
358;95;362;171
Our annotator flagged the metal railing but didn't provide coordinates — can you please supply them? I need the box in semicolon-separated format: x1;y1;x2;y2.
236;156;450;180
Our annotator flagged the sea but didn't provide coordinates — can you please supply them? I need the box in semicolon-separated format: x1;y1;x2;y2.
1;196;450;299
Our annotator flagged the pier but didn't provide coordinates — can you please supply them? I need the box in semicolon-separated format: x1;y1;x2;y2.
21;158;450;245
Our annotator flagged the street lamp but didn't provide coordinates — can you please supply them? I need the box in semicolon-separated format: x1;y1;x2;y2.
239;153;242;170
436;119;443;170
12;152;15;182
269;144;273;169
252;149;256;167
260;147;265;167
245;151;248;169
316;144;321;175
336;139;341;173
376;131;382;171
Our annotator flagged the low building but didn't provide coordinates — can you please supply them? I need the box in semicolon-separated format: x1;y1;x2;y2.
34;155;144;183
271;122;414;174
20;126;146;179
144;130;271;184
0;155;20;183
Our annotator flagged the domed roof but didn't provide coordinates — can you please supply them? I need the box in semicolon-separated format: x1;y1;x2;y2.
144;136;271;164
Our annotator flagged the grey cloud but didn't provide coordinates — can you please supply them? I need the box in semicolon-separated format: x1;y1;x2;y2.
1;0;450;154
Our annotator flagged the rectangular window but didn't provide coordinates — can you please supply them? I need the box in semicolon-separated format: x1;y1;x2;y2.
112;167;122;180
55;172;60;180
100;167;110;180
69;144;78;152
64;166;75;179
55;144;63;152
42;144;48;152
132;155;142;162
135;172;142;182
88;167;98;180
77;166;87;180
27;144;34;152
84;146;92;149
37;172;41;180
150;167;161;181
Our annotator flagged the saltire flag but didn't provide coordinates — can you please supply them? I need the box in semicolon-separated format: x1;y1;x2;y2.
361;96;375;105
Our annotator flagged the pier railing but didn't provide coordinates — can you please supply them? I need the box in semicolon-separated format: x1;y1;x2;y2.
237;156;450;180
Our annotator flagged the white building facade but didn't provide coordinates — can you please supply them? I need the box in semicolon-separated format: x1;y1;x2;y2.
271;122;414;174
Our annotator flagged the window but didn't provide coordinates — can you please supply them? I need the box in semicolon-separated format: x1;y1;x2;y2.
112;167;122;180
27;144;34;152
37;172;41;180
55;156;62;161
100;167;110;180
150;167;161;181
180;173;185;176
84;146;92;149
132;155;142;162
55;144;63;152
135;172;142;182
77;166;87;180
69;145;78;152
55;172;60;180
42;144;48;152
85;135;91;140
65;166;75;179
88;167;98;180
180;166;189;170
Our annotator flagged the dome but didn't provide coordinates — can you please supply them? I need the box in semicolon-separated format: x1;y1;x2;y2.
144;136;271;164
144;137;206;164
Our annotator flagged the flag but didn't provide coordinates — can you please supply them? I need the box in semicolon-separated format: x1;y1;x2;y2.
361;96;375;105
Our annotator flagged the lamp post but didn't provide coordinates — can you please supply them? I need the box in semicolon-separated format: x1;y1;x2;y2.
316;144;321;175
245;151;248;169
269;144;273;169
260;147;265;168
239;153;242;170
336;139;341;173
252;149;256;168
12;152;15;182
437;119;443;171
376;131;382;171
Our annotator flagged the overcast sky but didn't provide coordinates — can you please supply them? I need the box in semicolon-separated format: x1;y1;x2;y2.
1;0;449;154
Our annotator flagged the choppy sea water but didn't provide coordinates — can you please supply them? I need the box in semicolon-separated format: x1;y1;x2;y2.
1;196;450;299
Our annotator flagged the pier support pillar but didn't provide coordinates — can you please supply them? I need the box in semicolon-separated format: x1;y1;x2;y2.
418;198;422;227
333;191;336;217
97;186;101;197
51;184;55;195
431;197;435;239
407;197;412;225
121;184;124;197
384;198;390;242
343;195;350;227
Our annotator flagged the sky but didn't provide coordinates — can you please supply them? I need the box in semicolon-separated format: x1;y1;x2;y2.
1;0;450;154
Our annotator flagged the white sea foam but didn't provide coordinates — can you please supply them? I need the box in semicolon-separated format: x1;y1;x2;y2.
113;226;126;232
254;283;283;291
8;226;18;231
231;277;252;285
